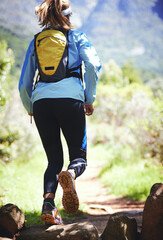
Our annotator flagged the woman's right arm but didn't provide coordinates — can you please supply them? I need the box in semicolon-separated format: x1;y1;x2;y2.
18;39;37;114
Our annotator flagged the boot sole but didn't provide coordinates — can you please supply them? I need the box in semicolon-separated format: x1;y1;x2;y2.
58;171;79;214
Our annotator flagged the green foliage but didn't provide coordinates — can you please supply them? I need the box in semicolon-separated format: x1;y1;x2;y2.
0;37;40;164
91;61;163;200
100;60;124;87
0;41;13;107
133;92;163;163
96;61;163;163
0;28;28;72
100;60;142;87
122;61;142;84
0;126;19;162
0;40;20;163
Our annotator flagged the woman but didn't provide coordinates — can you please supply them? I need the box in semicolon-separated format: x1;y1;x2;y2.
19;0;101;225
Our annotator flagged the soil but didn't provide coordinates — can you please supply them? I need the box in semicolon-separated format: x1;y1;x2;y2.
63;163;145;236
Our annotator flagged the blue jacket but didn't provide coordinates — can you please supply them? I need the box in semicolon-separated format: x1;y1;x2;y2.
19;29;101;114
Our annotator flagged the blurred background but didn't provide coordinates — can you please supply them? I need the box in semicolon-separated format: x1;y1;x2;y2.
0;0;163;225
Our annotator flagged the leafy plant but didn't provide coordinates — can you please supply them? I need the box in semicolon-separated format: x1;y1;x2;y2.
122;61;142;84
0;28;28;73
92;61;163;200
133;92;163;163
0;127;19;163
95;61;163;162
0;41;20;163
0;41;13;107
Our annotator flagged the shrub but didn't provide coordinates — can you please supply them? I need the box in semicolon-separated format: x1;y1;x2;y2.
100;60;125;86
0;40;19;163
0;41;13;108
0;126;19;162
94;61;163;164
100;60;142;87
90;61;163;200
133;92;163;163
122;61;142;84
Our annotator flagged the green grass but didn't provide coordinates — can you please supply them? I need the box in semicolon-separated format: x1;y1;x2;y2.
0;144;85;226
0;150;45;226
97;144;163;201
100;161;163;200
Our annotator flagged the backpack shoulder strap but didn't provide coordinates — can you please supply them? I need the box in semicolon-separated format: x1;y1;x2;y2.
67;64;83;82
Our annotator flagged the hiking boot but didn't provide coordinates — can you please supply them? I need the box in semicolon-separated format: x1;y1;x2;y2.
41;202;63;225
58;171;79;214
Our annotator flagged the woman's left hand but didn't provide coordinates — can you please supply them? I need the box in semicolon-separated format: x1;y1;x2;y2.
84;104;94;116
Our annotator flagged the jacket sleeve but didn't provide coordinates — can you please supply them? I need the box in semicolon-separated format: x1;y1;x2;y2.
78;33;101;105
18;39;37;114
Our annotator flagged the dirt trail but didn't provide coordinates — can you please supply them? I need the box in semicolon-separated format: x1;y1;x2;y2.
68;163;145;236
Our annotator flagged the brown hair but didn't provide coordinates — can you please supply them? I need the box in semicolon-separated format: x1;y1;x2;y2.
35;0;73;30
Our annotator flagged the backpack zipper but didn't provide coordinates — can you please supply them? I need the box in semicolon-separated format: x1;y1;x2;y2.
37;36;66;46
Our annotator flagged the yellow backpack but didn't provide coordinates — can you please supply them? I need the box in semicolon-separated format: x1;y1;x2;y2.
34;28;82;85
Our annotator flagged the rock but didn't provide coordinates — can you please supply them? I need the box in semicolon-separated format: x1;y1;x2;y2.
16;222;99;240
140;183;163;240
117;210;143;234
0;204;25;238
100;213;137;240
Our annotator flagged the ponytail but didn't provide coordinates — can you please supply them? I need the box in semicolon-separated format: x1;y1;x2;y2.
35;0;73;30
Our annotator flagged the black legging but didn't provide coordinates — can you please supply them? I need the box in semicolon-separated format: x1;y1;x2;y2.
33;98;87;196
